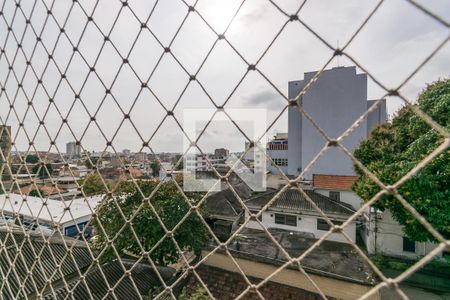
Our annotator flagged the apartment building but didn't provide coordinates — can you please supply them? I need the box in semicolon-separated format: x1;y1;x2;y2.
287;66;386;179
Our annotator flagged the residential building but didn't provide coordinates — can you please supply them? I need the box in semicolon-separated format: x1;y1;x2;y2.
311;174;440;259
56;176;80;190
267;133;288;174
134;151;148;162
214;148;229;158
244;187;356;244
203;177;253;241
185;149;231;173
66;141;82;158
59;164;90;177
122;148;131;157
12;184;65;196
312;174;362;210
287;66;386;179
0;193;102;236
363;209;440;259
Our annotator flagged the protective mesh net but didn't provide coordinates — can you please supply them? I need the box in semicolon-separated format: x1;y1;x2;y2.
0;0;449;299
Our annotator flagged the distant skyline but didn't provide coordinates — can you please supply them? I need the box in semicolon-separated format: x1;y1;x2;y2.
0;0;449;154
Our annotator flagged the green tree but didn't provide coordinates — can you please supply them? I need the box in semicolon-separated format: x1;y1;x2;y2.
150;162;160;177
80;173;107;196
353;79;450;242
94;180;208;265
25;155;39;164
32;163;53;179
29;189;44;197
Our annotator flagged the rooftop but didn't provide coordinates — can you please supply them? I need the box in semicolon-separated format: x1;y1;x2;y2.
0;227;92;299
245;188;355;217
0;193;103;224
44;259;176;300
312;174;358;191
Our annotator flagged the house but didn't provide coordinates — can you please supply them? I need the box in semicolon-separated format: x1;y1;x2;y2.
311;174;441;259
12;183;66;196
55;176;80;190
244;187;356;244
58;164;90;177
363;209;440;259
203;179;253;241
312;174;362;210
0;193;102;237
186;228;378;299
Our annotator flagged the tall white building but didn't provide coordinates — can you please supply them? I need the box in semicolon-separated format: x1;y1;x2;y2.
287;66;386;179
66;142;81;158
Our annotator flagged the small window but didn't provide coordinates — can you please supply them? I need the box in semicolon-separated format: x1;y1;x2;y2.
285;215;297;226
317;219;330;231
403;237;415;253
329;191;340;201
317;219;342;231
274;213;285;224
274;213;297;226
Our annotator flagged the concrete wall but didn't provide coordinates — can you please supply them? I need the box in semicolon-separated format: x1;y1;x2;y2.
288;67;368;179
367;99;387;136
245;210;356;244
185;264;322;300
287;67;387;180
202;251;380;300
314;188;363;211
364;210;439;258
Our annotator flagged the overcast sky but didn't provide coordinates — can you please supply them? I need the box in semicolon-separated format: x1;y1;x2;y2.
0;0;449;155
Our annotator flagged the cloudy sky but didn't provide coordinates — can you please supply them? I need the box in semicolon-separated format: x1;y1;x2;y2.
0;0;449;155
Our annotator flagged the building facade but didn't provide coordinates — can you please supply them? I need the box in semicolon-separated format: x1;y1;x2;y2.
287;66;386;179
66;142;81;158
244;188;357;244
267;133;288;175
311;174;440;259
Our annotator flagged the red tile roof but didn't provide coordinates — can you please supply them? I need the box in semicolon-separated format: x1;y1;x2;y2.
312;174;358;191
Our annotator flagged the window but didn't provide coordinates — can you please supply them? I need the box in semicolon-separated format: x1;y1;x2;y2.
249;210;262;221
274;213;297;226
317;219;343;231
329;191;340;201
403;237;416;253
317;219;330;231
272;158;288;167
64;222;88;237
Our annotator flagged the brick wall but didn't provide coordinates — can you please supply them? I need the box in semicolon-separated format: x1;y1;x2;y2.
184;265;323;300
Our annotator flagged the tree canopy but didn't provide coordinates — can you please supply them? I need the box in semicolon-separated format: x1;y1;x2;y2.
25;155;39;164
94;179;209;265
353;79;450;242
150;162;160;177
32;163;53;179
80;173;107;196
